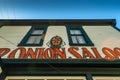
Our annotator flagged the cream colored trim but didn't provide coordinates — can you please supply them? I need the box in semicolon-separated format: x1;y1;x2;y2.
0;67;2;73
93;76;120;80
6;76;86;80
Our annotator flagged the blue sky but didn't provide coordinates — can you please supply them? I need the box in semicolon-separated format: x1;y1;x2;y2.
0;0;120;29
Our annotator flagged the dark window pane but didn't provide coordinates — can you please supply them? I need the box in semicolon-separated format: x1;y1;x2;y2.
32;30;44;34
27;79;44;80
47;79;64;80
67;79;84;80
95;79;113;80
70;30;82;34
26;36;42;44
77;36;86;44
8;79;25;80
71;36;78;43
71;36;86;44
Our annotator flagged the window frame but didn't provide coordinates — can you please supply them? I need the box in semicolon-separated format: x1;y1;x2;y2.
18;25;48;46
66;25;94;46
6;76;86;80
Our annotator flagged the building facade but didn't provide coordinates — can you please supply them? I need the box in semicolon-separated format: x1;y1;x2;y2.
0;19;120;80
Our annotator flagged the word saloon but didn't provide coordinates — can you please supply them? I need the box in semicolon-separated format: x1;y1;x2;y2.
0;47;120;60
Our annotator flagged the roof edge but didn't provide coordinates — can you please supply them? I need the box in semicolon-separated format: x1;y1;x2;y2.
0;19;116;27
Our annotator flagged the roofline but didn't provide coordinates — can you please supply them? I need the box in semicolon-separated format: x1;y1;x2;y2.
0;19;116;27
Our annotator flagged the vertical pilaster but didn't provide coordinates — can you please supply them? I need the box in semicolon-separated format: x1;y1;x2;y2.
86;73;93;80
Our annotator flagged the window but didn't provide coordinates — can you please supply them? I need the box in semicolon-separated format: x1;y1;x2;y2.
93;76;120;80
6;76;86;80
18;25;47;46
8;79;25;80
66;25;94;46
27;79;44;80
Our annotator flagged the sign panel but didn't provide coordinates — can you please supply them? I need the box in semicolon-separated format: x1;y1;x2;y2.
0;36;120;60
0;47;120;60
